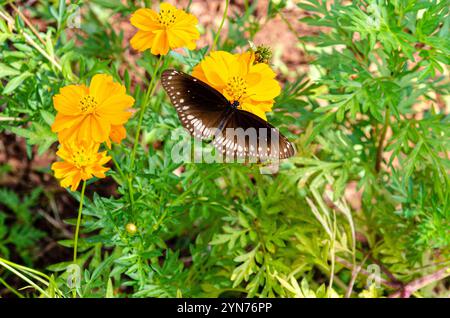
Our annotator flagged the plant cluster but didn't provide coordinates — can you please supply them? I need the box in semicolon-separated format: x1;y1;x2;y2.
0;0;448;298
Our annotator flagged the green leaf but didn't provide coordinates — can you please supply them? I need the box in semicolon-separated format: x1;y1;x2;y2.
2;71;32;95
40;110;55;126
0;63;20;78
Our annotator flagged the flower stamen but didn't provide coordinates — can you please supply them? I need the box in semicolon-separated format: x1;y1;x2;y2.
225;76;247;105
71;148;92;168
79;95;98;113
157;8;177;27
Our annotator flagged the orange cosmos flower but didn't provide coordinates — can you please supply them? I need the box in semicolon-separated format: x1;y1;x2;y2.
51;141;111;191
192;51;281;120
130;3;199;55
51;74;134;144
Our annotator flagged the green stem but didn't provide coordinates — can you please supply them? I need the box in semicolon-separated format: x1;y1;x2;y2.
328;209;337;296
0;257;50;281
375;107;390;173
0;257;50;297
110;146;125;181
130;55;163;170
72;180;86;298
127;177;135;211
128;55;163;214
186;0;193;12
0;275;24;298
279;11;300;39
212;0;229;51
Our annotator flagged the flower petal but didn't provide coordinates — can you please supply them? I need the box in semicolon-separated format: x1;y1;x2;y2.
51;113;86;133
130;30;156;52
51;162;75;178
89;74;114;104
109;124;126;144
96;97;133;125
70;173;81;191
200;52;234;88
91;115;111;143
247;78;281;101
240;102;268;121
151;29;170;55
53;85;87;115
130;8;159;31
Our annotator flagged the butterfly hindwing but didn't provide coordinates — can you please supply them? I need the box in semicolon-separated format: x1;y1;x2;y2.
214;109;296;161
161;69;228;139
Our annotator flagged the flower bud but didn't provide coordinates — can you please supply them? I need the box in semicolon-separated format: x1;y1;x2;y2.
253;45;273;65
125;223;138;235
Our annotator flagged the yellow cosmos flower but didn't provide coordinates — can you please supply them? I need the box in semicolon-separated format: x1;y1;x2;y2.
51;74;134;144
192;51;281;120
51;141;111;191
130;3;199;55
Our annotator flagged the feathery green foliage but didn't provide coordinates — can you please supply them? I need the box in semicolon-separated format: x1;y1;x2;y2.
0;0;448;298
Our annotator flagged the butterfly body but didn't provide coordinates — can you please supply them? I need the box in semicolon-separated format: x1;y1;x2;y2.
161;69;296;161
216;107;236;133
230;100;240;109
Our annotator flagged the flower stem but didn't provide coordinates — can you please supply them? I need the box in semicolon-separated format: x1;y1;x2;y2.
0;257;50;297
388;266;450;298
128;55;163;215
127;176;135;210
130;54;163;170
375;107;390;173
279;11;300;39
110;145;125;182
212;0;229;51
72;180;86;298
0;276;24;298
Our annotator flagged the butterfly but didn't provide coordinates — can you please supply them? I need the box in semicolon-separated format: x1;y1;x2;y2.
161;69;296;161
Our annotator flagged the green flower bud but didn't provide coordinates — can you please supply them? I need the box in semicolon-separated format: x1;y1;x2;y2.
254;45;273;65
125;223;138;235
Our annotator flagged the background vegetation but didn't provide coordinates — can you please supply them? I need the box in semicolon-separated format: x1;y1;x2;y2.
0;0;449;298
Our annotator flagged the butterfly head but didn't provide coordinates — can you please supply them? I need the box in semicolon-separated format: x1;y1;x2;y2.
230;100;240;109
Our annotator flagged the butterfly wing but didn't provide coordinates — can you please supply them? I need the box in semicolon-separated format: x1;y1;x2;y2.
161;69;228;139
161;69;296;161
213;109;296;161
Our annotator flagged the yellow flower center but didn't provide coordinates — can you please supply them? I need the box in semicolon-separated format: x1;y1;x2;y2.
79;95;98;113
71;148;93;168
157;8;177;27
225;76;247;104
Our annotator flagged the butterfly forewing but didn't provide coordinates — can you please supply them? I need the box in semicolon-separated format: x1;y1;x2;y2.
161;69;228;139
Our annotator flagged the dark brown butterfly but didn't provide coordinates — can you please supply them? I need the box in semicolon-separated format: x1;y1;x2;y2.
161;69;296;161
